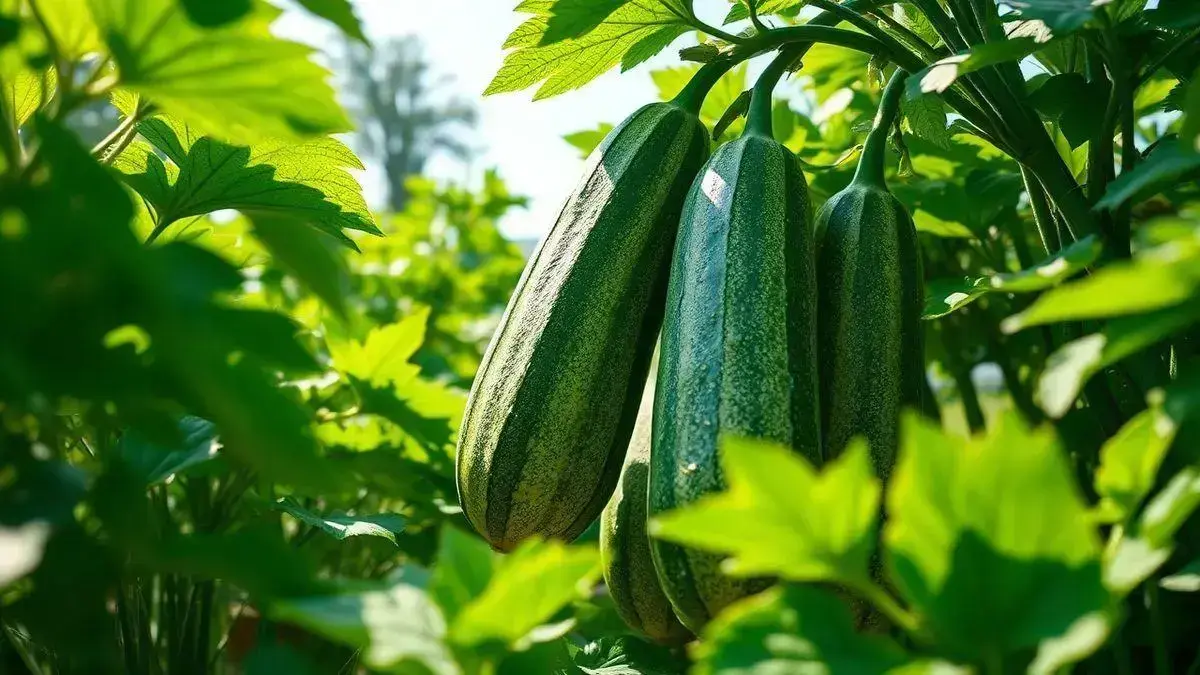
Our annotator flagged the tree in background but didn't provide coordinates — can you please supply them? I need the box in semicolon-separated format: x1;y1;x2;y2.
341;36;477;211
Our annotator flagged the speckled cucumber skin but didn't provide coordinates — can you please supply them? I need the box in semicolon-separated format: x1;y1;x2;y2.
649;132;820;633
815;183;923;477
600;374;692;645
456;102;710;553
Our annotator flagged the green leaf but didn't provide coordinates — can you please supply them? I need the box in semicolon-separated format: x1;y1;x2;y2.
275;498;407;545
39;0;102;59
1007;0;1100;32
450;539;601;649
1160;558;1200;592
486;1;691;100
693;585;961;675
650;437;880;585
113;112;376;245
89;0;351;142
573;636;685;675
908;39;1046;96
912;210;975;238
1181;70;1200;153
330;309;430;390
295;0;368;43
537;0;632;44
1037;305;1200;418
153;527;325;599
271;581;460;675
1029;74;1108;149
1096;142;1200;211
987;235;1100;292
1139;466;1200;548
117;416;219;484
1002;254;1200;332
923;277;987;319
885;413;1109;664
1094;407;1179;523
1104;535;1173;596
723;0;804;24
901;93;951;150
179;0;252;27
563;122;614;158
4;67;54;129
428;526;496;623
250;214;350;316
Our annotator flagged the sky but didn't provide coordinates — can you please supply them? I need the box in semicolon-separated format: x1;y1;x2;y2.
276;0;737;241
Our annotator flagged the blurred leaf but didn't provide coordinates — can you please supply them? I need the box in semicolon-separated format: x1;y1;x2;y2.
1007;0;1100;32
4;67;54;129
497;638;576;674
250;213;351;316
117;416;219;484
1029;74;1106;148
1182;73;1200;152
332;310;429;389
651;437;879;585
563;122;614;158
179;0;252;27
1138;466;1200;548
1160;558;1200;592
40;0;102;59
693;585;960;675
1094;407;1178;523
1104;535;1173;596
89;0;351;141
909;39;1045;95
271;581;460;675
113;111;377;244
885;413;1109;664
244;643;318;675
486;1;690;100
428;525;496;623
1003;256;1200;332
154;527;325;599
0;521;51;587
987;235;1100;292
573;636;685;674
451;539;601;649
275;498;407;545
1096;143;1200;211
295;0;367;43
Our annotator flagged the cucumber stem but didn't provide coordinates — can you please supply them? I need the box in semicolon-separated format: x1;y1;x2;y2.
746;47;802;138
673;58;738;114
854;69;908;188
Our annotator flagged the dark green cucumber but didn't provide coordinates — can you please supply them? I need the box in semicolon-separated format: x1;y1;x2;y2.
815;69;923;476
649;50;821;632
600;371;692;645
456;64;729;552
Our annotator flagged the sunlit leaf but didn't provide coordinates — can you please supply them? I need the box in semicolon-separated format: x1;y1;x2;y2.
1160;558;1200;592
886;413;1109;664
275;498;407;545
486;0;690;100
451;539;601;649
271;581;460;675
428;525;496;623
88;0;351;141
563;122;614;158
987;235;1100;292
1096;143;1200;211
908;39;1044;95
694;585;963;675
1094;407;1178;523
651;437;880;585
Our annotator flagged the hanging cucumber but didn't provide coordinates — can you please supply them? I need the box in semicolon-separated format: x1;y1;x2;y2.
456;62;729;552
600;370;692;645
815;69;924;476
649;49;821;632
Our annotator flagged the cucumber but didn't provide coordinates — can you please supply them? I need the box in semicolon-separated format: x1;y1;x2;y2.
456;63;730;552
648;50;821;632
600;371;692;645
815;70;923;476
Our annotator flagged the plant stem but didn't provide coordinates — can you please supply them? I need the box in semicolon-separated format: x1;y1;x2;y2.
847;579;920;636
1021;166;1060;254
1147;582;1171;675
855;69;908;187
673;58;737;113
0;74;23;173
746;47;801;137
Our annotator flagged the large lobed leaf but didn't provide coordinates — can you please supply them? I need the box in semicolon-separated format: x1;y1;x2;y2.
88;0;351;142
112;109;377;246
486;0;693;100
